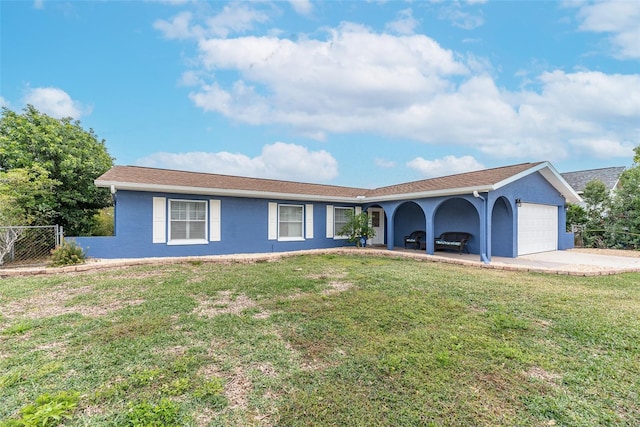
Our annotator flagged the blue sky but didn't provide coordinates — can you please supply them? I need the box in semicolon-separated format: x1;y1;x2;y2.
1;0;639;188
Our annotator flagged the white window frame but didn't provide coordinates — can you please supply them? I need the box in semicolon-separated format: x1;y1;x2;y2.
168;199;208;245
278;204;305;241
334;206;355;240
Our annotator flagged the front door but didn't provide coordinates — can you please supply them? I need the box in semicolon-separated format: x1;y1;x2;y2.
368;208;385;246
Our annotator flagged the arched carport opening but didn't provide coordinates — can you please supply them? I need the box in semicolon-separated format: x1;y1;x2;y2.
433;198;480;254
393;201;426;248
491;196;514;257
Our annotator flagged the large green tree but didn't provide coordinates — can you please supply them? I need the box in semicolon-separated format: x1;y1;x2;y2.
608;145;640;249
0;105;113;235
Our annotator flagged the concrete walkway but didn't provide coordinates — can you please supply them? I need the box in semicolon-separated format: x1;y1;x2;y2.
1;247;639;278
399;248;640;276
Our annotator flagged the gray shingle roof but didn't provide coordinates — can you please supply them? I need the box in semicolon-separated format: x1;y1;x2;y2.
561;166;625;193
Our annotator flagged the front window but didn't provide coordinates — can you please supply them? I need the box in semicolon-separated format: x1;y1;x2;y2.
169;200;207;242
334;207;353;238
279;205;303;240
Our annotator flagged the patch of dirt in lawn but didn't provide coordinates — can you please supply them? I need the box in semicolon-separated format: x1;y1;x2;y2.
534;318;553;329
0;285;145;319
110;270;173;279
194;407;217;427
193;291;257;317
254;362;278;378
306;269;349;281
321;281;354;295
525;366;561;386
199;363;251;410
34;340;67;356
253;310;272;319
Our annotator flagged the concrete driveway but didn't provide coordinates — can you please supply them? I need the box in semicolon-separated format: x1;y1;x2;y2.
428;249;640;275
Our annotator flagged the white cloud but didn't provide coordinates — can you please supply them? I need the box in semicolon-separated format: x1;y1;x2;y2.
136;142;339;182
568;138;636;159
289;0;313;16
438;4;484;30
154;3;269;40
190;22;467;131
0;96;11;109
154;11;200;39
407;155;485;178
162;19;638;164
386;8;419;35
375;158;397;168
22;87;89;119
33;0;44;10
574;0;640;59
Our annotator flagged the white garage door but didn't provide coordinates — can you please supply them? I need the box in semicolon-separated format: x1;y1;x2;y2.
517;203;558;255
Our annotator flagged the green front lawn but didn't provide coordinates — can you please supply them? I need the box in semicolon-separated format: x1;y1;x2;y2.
1;254;638;426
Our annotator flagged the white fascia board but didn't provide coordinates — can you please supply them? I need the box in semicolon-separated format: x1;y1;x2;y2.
363;186;495;203
95;180;359;203
538;167;582;204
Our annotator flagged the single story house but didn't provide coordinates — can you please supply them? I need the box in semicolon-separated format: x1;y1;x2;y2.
73;161;582;263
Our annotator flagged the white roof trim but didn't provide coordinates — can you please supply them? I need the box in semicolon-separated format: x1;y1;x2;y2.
363;186;495;202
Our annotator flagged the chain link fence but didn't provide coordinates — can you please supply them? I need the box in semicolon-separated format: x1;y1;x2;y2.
0;225;63;268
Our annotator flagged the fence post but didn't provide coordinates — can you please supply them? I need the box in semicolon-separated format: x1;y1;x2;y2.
56;225;64;247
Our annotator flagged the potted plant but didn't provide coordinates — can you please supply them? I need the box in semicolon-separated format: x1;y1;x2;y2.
338;210;376;247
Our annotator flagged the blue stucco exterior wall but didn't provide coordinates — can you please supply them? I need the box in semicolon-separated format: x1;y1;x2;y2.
74;190;357;259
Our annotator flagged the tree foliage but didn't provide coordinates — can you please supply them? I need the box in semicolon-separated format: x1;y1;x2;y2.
608;145;640;248
0;165;59;226
338;210;376;247
0;106;113;235
567;145;639;249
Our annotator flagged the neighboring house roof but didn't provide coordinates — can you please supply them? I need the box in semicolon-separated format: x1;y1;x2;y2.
561;166;626;194
96;161;582;204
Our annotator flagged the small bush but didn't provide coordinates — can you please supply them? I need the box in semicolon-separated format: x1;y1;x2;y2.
126;398;183;426
49;240;86;267
1;391;80;427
